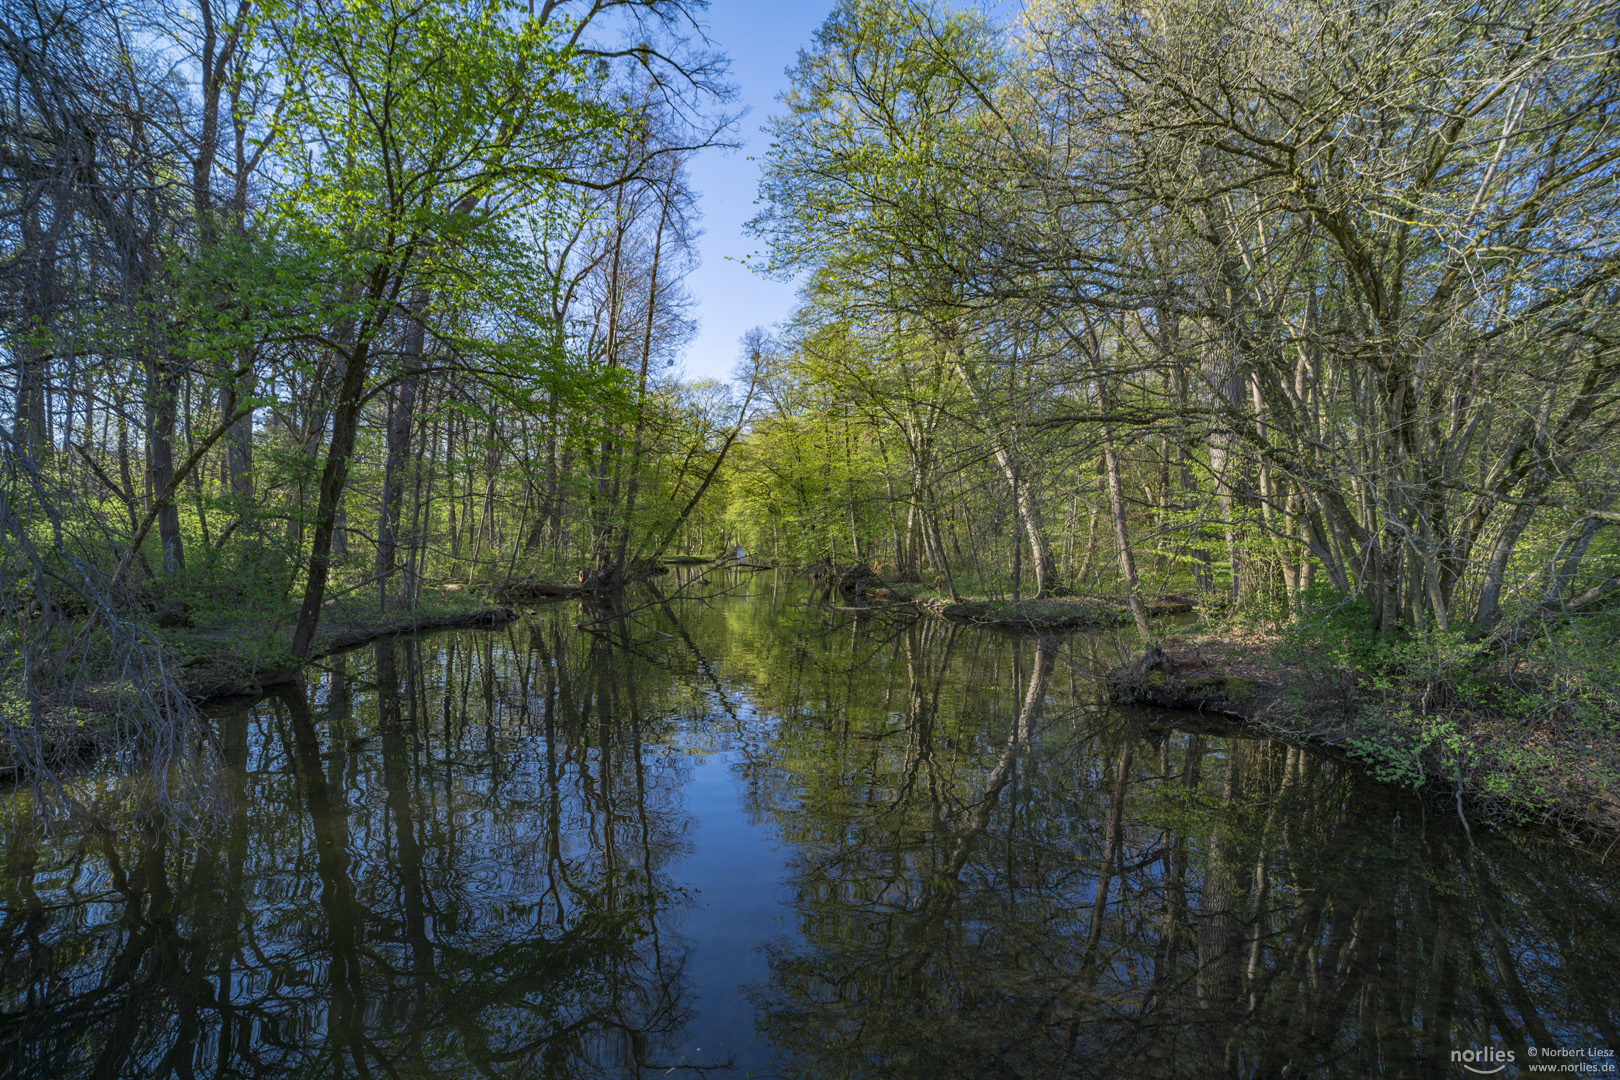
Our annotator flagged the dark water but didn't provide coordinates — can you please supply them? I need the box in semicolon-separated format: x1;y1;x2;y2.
3;573;1617;1079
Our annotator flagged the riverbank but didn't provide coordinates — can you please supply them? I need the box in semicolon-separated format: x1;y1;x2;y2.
911;592;1197;631
2;591;523;780
169;560;748;699
806;561;1201;631
14;578;1614;1076
163;591;518;701
10;559;740;776
1106;628;1620;841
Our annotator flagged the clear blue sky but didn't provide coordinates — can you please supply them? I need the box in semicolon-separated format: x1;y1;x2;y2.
677;1;838;382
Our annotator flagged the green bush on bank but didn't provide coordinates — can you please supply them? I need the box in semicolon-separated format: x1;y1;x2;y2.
1257;585;1618;826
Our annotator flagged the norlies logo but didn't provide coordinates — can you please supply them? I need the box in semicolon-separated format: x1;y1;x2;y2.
1454;1047;1517;1075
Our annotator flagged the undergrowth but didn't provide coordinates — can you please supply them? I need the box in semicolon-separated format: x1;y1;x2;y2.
1254;587;1620;828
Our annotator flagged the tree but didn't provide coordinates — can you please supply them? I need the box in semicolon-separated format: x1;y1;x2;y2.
752;0;1063;597
277;0;619;657
1023;0;1620;635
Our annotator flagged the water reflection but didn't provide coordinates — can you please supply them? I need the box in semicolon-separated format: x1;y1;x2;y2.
1;576;1615;1078
740;634;1620;1079
2;626;703;1078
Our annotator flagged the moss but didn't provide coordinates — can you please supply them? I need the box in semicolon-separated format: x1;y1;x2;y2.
1224;676;1256;700
1145;669;1170;688
160;596;512;700
1174;674;1255;702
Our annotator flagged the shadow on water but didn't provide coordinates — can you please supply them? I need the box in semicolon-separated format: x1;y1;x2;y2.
2;571;1616;1078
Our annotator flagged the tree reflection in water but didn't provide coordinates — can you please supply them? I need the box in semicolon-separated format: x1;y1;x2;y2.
1;576;1616;1079
741;630;1620;1079
1;626;707;1079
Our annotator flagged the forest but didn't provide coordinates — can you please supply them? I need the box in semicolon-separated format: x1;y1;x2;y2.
2;1;1619;1074
3;0;1619;824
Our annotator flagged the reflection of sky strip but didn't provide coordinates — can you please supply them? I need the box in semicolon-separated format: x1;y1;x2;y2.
221;640;687;1072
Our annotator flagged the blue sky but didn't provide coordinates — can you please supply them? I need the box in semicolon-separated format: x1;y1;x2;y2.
676;1;838;382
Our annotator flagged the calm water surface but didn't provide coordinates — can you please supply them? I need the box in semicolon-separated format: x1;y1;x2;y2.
3;573;1617;1078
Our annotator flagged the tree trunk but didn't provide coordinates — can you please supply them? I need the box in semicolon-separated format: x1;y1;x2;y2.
947;342;1055;596
291;337;374;659
144;357;185;571
16;196;56;461
1102;433;1153;639
376;292;427;608
223;362;254;500
614;179;673;575
1202;321;1246;601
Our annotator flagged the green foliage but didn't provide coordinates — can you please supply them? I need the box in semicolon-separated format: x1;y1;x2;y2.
1263;582;1617;823
276;0;612;256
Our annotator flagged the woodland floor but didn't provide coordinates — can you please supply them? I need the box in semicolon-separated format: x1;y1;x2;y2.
160;588;518;700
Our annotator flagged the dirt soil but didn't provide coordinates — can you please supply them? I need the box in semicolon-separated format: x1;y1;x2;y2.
910;593;1197;632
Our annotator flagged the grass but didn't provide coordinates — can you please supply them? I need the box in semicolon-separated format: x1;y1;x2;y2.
154;584;510;698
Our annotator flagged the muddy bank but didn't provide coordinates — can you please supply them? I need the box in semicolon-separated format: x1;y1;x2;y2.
184;557;769;701
10;605;524;779
1105;637;1620;841
3;605;521;780
911;596;1122;630
178;606;517;701
1106;640;1276;717
910;594;1196;631
495;577;584;603
806;562;1200;632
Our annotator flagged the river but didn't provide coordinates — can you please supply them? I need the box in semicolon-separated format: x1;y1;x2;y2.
2;571;1616;1078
